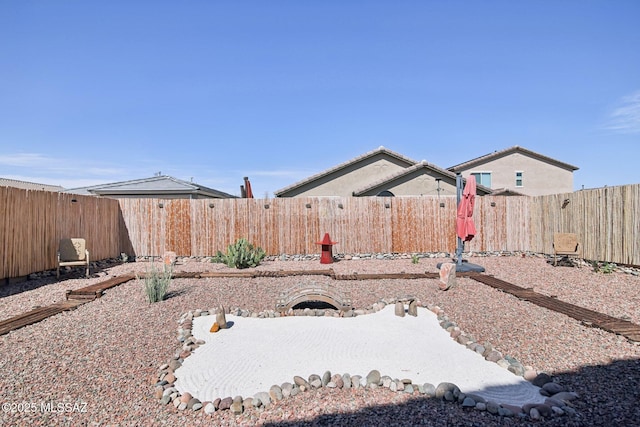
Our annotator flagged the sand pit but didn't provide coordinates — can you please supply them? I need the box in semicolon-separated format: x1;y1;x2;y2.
174;306;545;407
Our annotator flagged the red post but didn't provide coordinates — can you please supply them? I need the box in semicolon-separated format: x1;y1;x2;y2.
316;233;338;264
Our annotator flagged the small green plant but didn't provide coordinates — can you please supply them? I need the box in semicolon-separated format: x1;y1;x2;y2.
141;263;172;303
591;261;616;274
411;254;420;264
600;262;616;274
213;238;266;269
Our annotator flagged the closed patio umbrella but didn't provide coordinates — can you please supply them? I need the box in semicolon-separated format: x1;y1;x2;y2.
453;174;484;273
456;175;477;242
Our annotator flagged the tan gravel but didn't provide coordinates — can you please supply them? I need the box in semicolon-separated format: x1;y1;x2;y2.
1;254;639;426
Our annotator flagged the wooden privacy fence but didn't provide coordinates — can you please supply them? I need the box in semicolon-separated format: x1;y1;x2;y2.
2;184;639;280
117;185;640;266
0;187;122;280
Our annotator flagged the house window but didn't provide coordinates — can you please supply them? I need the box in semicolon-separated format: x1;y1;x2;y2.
515;171;523;187
471;172;491;188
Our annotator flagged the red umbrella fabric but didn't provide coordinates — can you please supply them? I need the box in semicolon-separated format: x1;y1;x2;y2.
456;175;477;242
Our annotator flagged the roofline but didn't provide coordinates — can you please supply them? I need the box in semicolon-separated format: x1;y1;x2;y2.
353;160;492;196
65;175;237;198
447;145;579;172
274;146;418;196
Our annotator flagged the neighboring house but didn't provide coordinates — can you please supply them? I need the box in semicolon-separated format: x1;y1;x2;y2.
448;146;579;197
274;146;491;198
65;175;237;199
0;177;64;192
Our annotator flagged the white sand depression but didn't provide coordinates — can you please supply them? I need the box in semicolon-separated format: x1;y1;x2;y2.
174;305;545;406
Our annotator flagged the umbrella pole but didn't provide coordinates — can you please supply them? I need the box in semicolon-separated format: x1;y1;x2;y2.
456;173;463;266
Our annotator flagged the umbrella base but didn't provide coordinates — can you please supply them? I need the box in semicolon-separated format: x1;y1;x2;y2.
437;261;485;273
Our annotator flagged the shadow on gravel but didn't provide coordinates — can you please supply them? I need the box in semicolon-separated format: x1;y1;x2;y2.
261;359;640;427
0;276;60;299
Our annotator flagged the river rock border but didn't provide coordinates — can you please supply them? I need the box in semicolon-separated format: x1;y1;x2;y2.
154;298;580;422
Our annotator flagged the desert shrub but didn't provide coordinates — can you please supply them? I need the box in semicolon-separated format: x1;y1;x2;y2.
142;263;172;303
213;238;266;269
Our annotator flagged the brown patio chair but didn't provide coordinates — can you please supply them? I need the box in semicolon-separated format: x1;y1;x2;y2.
553;233;580;266
57;238;90;278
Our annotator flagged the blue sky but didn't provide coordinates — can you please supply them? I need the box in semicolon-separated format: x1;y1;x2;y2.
1;1;639;197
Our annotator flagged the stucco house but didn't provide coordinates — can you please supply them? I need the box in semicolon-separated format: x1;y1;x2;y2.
274;146;491;198
65;175;237;199
447;146;579;196
0;177;64;192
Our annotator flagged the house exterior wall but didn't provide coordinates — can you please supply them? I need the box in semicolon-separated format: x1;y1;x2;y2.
456;152;574;196
283;157;409;197
359;171;458;197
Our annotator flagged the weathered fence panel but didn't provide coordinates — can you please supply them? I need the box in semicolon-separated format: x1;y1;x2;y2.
2;184;639;280
0;187;122;279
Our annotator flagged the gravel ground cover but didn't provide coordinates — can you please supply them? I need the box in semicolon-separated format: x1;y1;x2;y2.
1;254;639;426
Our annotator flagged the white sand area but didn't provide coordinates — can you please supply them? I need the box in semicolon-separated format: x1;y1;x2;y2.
174;305;545;406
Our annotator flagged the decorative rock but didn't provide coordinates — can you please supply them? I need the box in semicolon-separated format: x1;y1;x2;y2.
475;402;487;411
435;382;460;399
163;251;177;265
322;370;332;386
551;391;579;402
394;301;405;317
532;372;552;387
243;397;253;408
180;392;193;403
498;406;514;417
342;373;352;389
269;385;283;401
253;391;271;408
542;382;565;395
230;401;243;415
192;402;203;411
438;262;456;290
217;397;232;410
485;350;502;363
496;358;510;369
524;368;538;381
534;404;553;418
501;404;522;416
168;360;181;371
462;397;476;407
466;393;486;404
508;363;525;377
213;397;221;409
366;370;381;386
422;383;436;397
310;378;322;389
404;384;415;393
281;382;293;398
187;397;200;410
529;407;541;420
331;374;344;388
154;386;164;399
351;375;362;388
160;395;171;405
407;299;418;316
216;305;227;329
486;401;500;415
294;376;310;391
